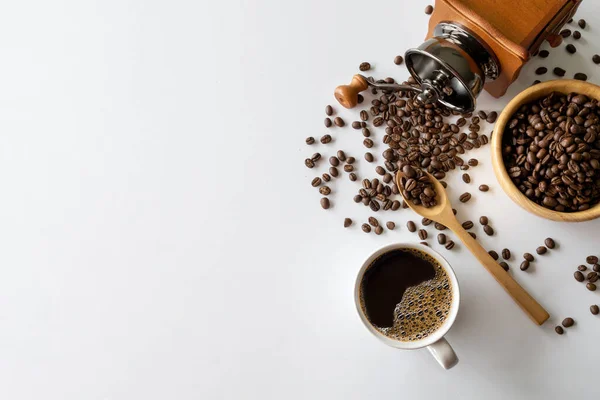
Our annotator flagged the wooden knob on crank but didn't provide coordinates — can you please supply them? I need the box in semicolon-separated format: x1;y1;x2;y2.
334;74;369;109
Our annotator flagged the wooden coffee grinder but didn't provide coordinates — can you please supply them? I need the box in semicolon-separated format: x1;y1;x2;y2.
335;0;582;113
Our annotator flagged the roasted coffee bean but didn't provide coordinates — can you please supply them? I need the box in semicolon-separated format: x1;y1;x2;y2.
311;153;321;162
586;256;598;264
434;222;446;231
574;72;587;81
594;264;600;273
343;164;354;172
325;105;334;116
407;220;417;232
560;28;571;38
437;233;447;244
349;172;357;181
418;229;428;240
362;223;371;233
351;121;362;129
445;240;455;250
322;173;331;182
319;186;331;196
467;158;478;167
578;19;586;29
524;253;534;262
574;271;585;282
562;317;574;328
488;250;499;260
535;67;547;75
587;283;597;291
374;225;383;235
425;4;433;14
499;262;509;271
532;80;541;86
391;200;400;210
334;150;346;162
593;54;600;64
462;173;471;183
324;118;332;127
320;134;332;144
346;156;355;164
362;127;370;137
483;225;494;236
478;184;489;192
588;272;599;283
386;221;395;230
459;192;471;203
305;136;315;145
363;138;374;148
368;217;379;227
359;110;368;122
329;167;339;177
520;260;530;271
422;217;432;226
394;55;404;65
590;305;599;315
359;62;371;71
369;200;380;212
311;177;322;187
357;94;364;104
479;216;489;225
320;197;330;209
462;220;474;230
544;238;555;249
478;110;487;119
344;218;352;227
565;44;576;54
553;67;566;76
538;50;549;58
502;248;511;260
375;166;385;175
536;246;547;255
353;194;361;203
578;265;587;272
468;232;476;239
334;117;345;127
382;173;392;183
329;156;339;166
555;326;564;335
305;158;315;168
364;152;374;162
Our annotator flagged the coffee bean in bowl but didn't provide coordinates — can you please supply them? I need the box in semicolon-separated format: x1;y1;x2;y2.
491;81;600;222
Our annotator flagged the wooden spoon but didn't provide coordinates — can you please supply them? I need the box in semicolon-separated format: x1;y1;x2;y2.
395;170;550;325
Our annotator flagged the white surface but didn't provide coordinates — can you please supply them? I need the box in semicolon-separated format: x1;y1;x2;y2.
0;1;599;399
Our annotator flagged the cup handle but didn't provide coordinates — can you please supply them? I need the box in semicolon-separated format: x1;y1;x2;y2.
427;338;458;370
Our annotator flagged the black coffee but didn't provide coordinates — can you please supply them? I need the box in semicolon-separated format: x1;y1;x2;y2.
360;248;452;342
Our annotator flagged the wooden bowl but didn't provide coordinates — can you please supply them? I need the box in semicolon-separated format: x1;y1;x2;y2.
491;79;600;222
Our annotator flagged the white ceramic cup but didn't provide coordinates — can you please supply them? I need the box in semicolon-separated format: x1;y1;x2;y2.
354;243;460;370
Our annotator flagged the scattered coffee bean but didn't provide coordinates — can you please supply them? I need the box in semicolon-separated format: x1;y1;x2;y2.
574;271;585;282
349;172;357;181
562;317;575;328
351;121;362;129
479;216;489;225
478;110;487;119
344;218;352;228
362;127;370;137
386;221;395;230
489;250;499;260
499;262;509;271
555;326;564;335
325;105;333;116
357;94;364;104
368;217;379;227
594;264;600;273
346;156;355;164
359;62;371;72
329;156;339;166
305;136;315;145
587;256;598;264
434;222;446;231
320;197;330;209
587;283;597;291
538;50;549;58
311;177;322;187
319;186;331;196
375;226;383;235
305;158;315;168
394;55;404;65
478;184;489;192
364;152;374;162
363;138;374;148
486;111;498;123
322;173;331;182
369;200;380;211
407;220;417;232
590;305;599;315
593;54;600;64
418;229;428;240
334;117;344;127
574;72;587;81
578;265;587;271
424;5;433;14
524;253;534;262
544;238;555;249
375;166;385;175
353;194;361;203
462;173;471;183
445;240;455;250
437;233;447;245
320;134;332;144
422;217;432;226
459;192;471;203
502;248;511;260
560;28;571;38
343;164;354;173
324;118;332;127
588;272;599;283
536;246;547;255
532;80;541;86
535;67;547;75
578;19;586;29
553;67;566;76
462;220;474;230
329;167;339;177
573;30;581;39
483;225;494;236
311;153;321;162
359;110;368;122
361;223;371;233
520;260;530;271
565;44;576;54
336;150;346;162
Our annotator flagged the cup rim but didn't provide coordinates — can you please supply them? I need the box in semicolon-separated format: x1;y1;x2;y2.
354;242;460;350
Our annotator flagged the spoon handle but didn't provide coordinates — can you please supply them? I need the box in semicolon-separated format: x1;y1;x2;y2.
446;220;550;325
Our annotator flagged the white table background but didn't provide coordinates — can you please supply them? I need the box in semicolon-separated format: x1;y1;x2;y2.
1;0;599;399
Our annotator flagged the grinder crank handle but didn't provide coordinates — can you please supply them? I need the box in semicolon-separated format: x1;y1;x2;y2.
334;74;422;109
